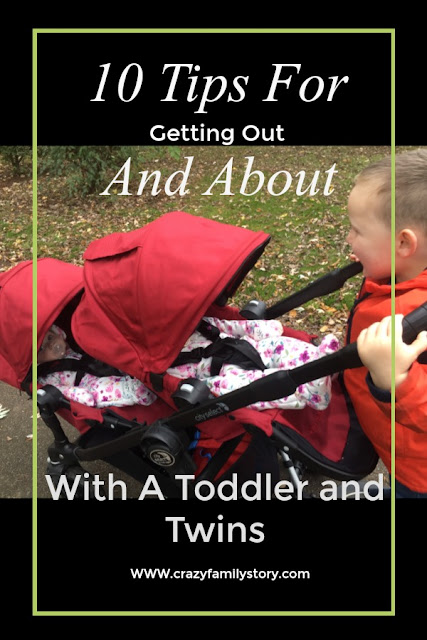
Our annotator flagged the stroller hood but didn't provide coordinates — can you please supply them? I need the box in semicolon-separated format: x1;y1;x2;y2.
0;259;83;389
72;211;270;378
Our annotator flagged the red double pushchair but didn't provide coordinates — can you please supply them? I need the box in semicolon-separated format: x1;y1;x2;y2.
2;211;425;498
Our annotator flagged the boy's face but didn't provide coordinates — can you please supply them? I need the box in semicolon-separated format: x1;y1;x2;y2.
346;180;392;281
38;329;67;364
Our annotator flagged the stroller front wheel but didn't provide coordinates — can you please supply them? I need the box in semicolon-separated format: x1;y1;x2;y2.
140;421;197;476
145;442;177;468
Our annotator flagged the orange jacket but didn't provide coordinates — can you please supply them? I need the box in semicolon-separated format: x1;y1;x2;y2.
343;270;427;492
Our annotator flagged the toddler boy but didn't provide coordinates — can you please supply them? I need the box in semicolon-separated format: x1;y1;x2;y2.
344;149;427;497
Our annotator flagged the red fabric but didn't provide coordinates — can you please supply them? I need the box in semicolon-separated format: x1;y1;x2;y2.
68;399;104;424
281;325;316;343
59;394;175;435
272;378;352;462
72;211;270;378
0;259;83;389
344;271;427;492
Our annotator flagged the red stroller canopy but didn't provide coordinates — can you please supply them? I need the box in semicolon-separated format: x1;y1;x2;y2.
0;259;83;389
72;211;270;379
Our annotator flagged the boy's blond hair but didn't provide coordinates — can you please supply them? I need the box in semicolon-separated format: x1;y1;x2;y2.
355;148;427;233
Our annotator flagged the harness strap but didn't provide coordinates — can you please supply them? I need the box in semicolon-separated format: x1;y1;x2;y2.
172;336;266;376
37;355;124;385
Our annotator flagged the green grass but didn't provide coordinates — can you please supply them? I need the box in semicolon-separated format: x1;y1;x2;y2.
1;144;415;336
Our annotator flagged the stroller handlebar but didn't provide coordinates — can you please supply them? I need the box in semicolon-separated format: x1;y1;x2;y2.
400;301;427;343
286;300;427;388
263;261;363;320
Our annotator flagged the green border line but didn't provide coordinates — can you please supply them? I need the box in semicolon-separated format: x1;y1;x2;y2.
32;27;395;617
390;29;396;617
34;28;393;34
32;28;38;618
33;610;394;617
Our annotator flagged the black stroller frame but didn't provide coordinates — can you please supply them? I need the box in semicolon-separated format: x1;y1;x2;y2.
37;261;427;499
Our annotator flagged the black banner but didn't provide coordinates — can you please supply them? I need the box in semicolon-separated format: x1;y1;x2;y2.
34;31;391;146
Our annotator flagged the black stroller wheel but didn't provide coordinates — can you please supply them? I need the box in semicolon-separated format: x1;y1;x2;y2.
140;422;197;477
144;441;177;468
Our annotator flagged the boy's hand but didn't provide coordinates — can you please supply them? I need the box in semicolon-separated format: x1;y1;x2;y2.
357;315;427;390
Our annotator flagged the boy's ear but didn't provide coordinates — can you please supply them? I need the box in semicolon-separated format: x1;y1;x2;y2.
396;228;418;257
